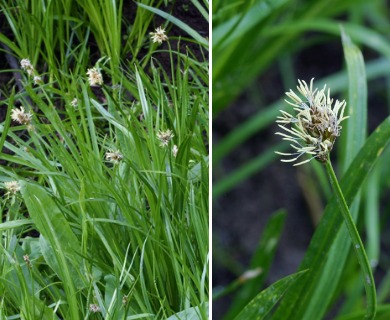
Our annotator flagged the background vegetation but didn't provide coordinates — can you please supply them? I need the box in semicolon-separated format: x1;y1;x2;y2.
0;0;209;318
213;0;390;319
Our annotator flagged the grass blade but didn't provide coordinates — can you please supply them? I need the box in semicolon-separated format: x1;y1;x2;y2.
213;142;288;198
20;181;82;319
225;210;286;319
337;304;390;320
234;270;308;320
137;3;208;48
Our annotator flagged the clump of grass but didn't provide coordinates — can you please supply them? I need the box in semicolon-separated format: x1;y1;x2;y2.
0;0;208;318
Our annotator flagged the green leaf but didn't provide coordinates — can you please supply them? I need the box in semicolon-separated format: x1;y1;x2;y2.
213;142;288;198
213;0;288;48
337;304;390;320
213;16;390;114
325;158;375;319
137;3;208;48
20;181;84;320
364;167;380;268
234;270;308;320
39;235;84;290
272;114;390;319
225;210;286;319
166;302;209;320
340;26;368;171
125;314;157;320
0;88;13;152
0;220;32;231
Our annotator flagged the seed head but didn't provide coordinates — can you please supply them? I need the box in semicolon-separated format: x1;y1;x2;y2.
70;98;78;108
33;75;42;85
275;78;348;166
89;304;101;313
20;59;40;80
157;129;174;147
86;67;103;86
150;26;168;44
20;59;34;75
23;254;32;268
11;107;33;126
4;181;21;196
105;150;123;164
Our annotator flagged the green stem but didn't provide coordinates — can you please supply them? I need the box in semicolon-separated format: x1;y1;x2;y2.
325;158;376;319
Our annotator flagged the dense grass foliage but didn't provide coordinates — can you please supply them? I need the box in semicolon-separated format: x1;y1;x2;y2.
213;0;390;319
0;0;209;319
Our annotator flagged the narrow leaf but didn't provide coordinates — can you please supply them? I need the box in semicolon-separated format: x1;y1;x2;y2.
234;270;308;320
137;3;208;47
226;210;286;319
20;182;85;291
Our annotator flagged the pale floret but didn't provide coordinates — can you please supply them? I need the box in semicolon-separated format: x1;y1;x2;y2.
86;67;103;86
276;78;348;166
20;59;33;71
150;26;168;44
11;107;33;125
33;75;42;85
20;59;40;80
105;150;123;164
89;304;101;313
157;129;174;147
4;181;21;196
71;98;78;108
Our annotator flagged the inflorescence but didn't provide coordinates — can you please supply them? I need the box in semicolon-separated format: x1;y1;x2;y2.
157;129;174;147
4;181;21;197
86;67;103;86
150;26;168;44
20;58;42;85
275;78;348;166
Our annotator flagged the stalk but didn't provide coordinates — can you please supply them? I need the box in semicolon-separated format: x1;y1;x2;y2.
325;158;376;319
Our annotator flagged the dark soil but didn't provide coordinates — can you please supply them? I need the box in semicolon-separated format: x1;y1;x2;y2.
213;36;390;319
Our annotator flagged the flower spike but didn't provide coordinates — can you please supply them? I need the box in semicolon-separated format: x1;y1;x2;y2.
276;78;348;165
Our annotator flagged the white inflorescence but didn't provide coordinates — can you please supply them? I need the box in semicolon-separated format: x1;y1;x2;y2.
11;107;33;125
86;67;103;86
105;150;123;164
20;58;42;85
89;304;101;313
20;58;34;75
71;98;78;108
275;78;348;166
4;181;21;196
150;26;168;44
157;129;174;147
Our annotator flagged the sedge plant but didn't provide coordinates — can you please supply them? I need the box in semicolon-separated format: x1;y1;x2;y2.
0;0;209;318
275;78;376;319
213;1;390;319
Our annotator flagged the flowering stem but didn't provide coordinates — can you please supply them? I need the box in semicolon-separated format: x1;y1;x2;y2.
325;158;376;319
